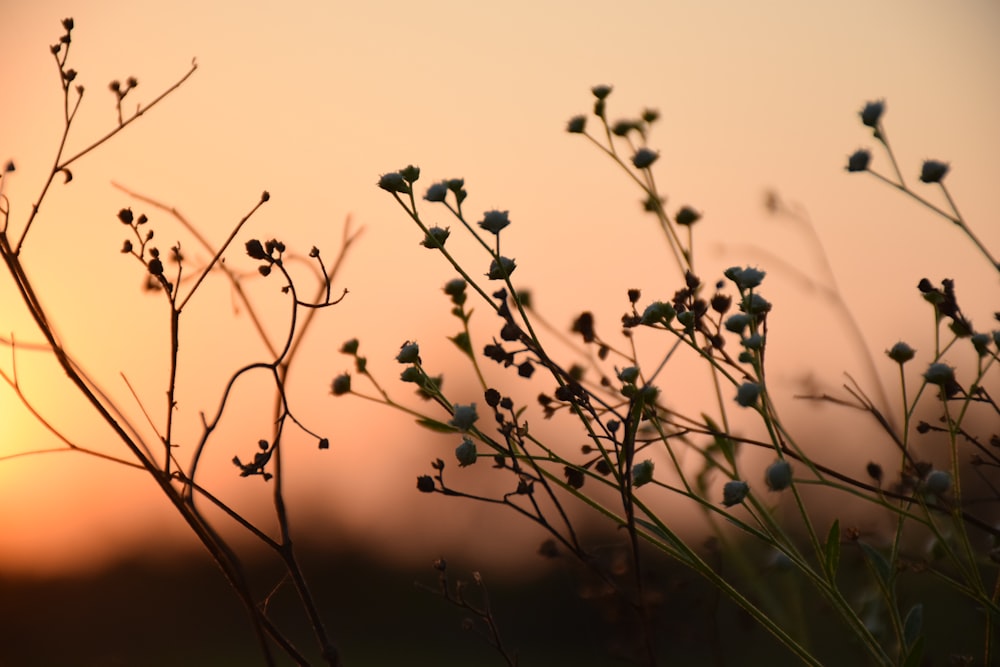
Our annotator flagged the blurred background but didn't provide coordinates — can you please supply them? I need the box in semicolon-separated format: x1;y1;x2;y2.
1;1;998;664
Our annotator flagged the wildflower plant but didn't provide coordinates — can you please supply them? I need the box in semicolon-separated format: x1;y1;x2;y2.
341;87;1000;665
1;21;355;666
1;20;998;667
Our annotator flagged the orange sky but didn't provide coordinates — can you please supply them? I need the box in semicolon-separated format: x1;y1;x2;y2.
1;1;998;575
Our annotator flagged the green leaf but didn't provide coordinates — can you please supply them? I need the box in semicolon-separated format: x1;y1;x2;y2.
633;517;686;557
903;603;923;649
415;417;456;433
702;414;738;467
858;541;892;587
449;331;473;358
902;634;925;667
824;519;840;580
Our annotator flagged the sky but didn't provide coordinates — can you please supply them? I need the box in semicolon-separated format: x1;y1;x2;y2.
1;0;998;576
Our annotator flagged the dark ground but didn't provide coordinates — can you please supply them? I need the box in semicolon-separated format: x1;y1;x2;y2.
0;543;987;666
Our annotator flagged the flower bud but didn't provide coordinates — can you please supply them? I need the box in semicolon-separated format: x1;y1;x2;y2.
765;460;793;491
400;367;423;383
421;226;450;248
377;171;410;194
396;341;421;364
618;366;640;384
859;100;885;128
722;480;749;507
340;339;359;355
886;341;915;364
919;160;949;184
591;84;613;100
675;206;701;226
924;469;951;496
735;382;760;407
331;374;351;395
566;115;586;133
449;403;478;432
971;333;992;357
724;313;751;334
631;148;659;170
632;460;654;487
487;256;516;280
455;438;477;467
725;266;766;290
741;293;772;315
424;181;449;202
846;149;871;172
478;210;511;235
400;164;420;183
640;301;675;326
922;363;954;386
416;475;435;493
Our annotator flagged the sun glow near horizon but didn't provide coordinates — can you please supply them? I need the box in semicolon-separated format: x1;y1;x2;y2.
1;1;998;577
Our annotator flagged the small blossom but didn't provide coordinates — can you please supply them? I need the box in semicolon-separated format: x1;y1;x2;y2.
725;266;766;290
641;108;660;124
424;181;449;202
886;341;915;364
449;403;478;432
735;382;760;407
919;160;949;184
444;278;466;297
722;480;749;507
478;210;510;235
591;84;612;100
118;208;134;224
245;239;268;260
922;362;954;386
859;100;885;128
331;374;351;395
765;460;793;491
455;438;477;467
400;164;420;183
631;148;659;170
566;115;587;133
611;120;640;137
618;366;640;384
400;367;423;383
675;206;701;226
487;256;516;280
62;17;75;31
632;460;654;487
421;226;450;248
396;341;421;364
416;475;435;493
971;333;992;357
340;339;359;355
846;149;871;172
741;293;772;315
640;301;675;326
377;171;410;194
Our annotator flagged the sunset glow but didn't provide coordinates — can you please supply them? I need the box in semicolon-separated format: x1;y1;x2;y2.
2;0;998;583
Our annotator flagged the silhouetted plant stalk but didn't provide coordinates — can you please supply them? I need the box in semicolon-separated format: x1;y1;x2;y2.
1;20;351;666
350;86;998;665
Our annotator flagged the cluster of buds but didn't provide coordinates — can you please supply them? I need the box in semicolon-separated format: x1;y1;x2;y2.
847;99;951;185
